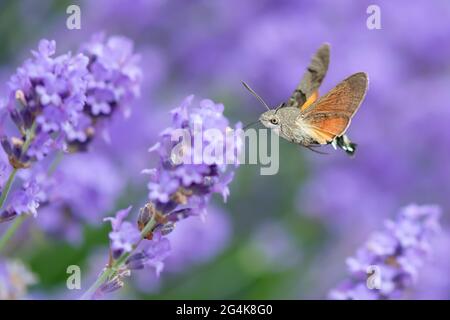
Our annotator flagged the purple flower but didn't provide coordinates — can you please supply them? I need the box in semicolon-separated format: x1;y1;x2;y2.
0;258;36;300
145;95;241;218
25;132;57;161
93;266;131;300
126;235;171;276
147;171;179;203
132;96;239;275
82;34;142;115
68;34;142;151
105;206;141;259
1;39;89;167
329;204;441;300
0;172;48;222
105;206;172;271
2;35;142;163
133;96;241;256
94;207;171;298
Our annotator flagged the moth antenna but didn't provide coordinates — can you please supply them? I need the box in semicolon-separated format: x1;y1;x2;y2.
241;81;270;111
274;102;286;114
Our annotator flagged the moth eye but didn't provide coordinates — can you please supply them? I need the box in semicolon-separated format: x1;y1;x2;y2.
270;118;279;125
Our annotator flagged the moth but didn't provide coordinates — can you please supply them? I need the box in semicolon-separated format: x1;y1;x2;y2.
243;43;368;156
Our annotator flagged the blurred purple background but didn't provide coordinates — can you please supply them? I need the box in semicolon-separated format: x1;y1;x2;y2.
0;0;449;299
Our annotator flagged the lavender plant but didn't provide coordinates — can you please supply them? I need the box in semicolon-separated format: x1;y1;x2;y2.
0;35;142;251
68;34;142;151
82;96;241;299
0;40;89;249
0;39;88;209
329;204;441;300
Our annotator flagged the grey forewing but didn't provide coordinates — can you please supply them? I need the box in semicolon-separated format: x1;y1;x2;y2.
288;43;330;108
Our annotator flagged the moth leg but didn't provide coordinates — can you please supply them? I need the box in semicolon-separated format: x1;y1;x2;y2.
304;144;329;155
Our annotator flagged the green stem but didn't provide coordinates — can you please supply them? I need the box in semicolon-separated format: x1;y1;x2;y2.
0;168;18;209
48;151;64;176
79;267;114;300
0;215;26;253
80;215;157;300
0;125;61;254
0;121;37;210
21;121;37;154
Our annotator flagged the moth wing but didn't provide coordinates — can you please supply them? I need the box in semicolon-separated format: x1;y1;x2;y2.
301;117;351;144
300;72;368;144
288;43;330;109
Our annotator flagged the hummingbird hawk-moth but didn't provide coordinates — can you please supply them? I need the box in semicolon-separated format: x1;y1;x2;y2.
243;43;368;156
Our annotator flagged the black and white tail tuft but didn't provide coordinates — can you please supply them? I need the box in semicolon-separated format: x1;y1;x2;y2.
332;135;357;156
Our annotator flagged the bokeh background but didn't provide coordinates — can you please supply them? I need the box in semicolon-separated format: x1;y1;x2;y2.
0;0;449;299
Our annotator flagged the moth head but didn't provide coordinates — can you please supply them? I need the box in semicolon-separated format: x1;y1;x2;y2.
259;109;281;129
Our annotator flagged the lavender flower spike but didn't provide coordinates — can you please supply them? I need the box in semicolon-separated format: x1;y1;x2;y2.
68;34;142;152
2;39;89;168
90;206;170;299
138;96;241;252
144;96;241;221
329;204;441;300
84;97;240;299
0;34;141;228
